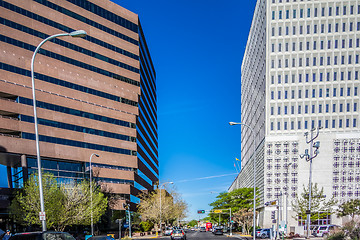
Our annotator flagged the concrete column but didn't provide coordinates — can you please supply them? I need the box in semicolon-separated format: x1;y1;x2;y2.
7;166;12;189
21;155;28;182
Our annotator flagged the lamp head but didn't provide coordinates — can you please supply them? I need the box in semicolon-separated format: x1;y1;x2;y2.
313;141;320;149
229;122;239;126
95;154;99;157
69;30;87;38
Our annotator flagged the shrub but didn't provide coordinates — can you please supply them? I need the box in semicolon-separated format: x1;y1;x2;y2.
326;231;346;240
139;221;154;232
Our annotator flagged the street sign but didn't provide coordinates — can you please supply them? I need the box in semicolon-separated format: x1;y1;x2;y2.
39;212;46;221
214;210;222;213
271;211;276;219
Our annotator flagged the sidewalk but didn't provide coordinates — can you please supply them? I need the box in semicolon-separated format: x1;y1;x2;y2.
225;233;324;240
225;233;252;239
128;234;167;239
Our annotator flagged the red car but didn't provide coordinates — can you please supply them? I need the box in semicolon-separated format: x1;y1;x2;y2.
206;222;212;231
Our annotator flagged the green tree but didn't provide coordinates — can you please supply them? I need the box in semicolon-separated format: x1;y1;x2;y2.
139;221;154;232
291;183;337;222
337;199;360;219
187;220;198;227
10;173;107;231
209;188;255;224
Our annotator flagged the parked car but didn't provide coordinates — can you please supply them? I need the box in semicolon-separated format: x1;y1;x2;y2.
257;228;272;239
314;225;339;237
88;236;115;240
213;227;223;235
252;228;262;237
164;227;173;236
9;231;76;240
311;226;320;236
199;227;206;232
170;229;186;240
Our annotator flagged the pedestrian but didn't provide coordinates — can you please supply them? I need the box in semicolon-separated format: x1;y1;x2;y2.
2;230;11;240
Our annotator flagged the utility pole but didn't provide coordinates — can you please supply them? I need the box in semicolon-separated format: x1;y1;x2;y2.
300;127;321;239
285;163;292;237
117;219;122;239
276;195;281;240
123;203;131;238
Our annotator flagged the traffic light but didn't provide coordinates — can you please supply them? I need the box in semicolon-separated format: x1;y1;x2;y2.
197;210;205;214
123;203;130;210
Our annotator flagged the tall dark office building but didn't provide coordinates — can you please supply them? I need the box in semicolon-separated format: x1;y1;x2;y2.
0;0;158;221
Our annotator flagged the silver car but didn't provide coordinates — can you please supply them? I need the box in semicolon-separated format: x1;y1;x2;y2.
165;227;173;236
313;225;339;237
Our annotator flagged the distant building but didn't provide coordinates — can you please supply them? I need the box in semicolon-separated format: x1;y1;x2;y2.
0;0;158;228
230;0;360;235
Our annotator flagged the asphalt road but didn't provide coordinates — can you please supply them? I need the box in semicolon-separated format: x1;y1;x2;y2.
139;231;229;240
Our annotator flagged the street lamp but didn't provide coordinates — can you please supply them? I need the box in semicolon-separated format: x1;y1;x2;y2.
30;30;87;231
159;181;173;235
284;162;292;236
229;122;256;240
300;127;321;239
89;153;99;236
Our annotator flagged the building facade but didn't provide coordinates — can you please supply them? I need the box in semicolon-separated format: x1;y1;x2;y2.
230;0;360;235
0;0;158;224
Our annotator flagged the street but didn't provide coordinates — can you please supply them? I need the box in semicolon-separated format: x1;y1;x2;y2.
138;231;230;240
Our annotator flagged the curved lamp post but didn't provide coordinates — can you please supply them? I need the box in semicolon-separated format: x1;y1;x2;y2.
229;122;256;240
159;181;173;235
89;153;99;236
31;30;87;231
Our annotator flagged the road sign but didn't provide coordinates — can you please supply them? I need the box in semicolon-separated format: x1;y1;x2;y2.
214;210;222;213
271;211;276;219
39;212;46;221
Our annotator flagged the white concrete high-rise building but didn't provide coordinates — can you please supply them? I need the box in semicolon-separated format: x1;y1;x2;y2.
230;0;360;235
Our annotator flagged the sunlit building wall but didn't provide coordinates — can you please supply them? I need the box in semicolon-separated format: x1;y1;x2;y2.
230;0;360;234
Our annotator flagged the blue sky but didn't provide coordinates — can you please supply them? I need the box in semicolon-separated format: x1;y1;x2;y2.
0;0;258;221
114;0;257;220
